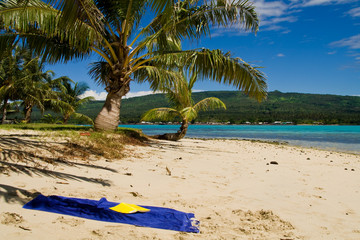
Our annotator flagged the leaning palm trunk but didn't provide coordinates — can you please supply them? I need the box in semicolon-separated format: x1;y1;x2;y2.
94;84;129;131
152;119;188;141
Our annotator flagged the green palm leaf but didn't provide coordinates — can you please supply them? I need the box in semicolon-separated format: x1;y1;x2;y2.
141;107;182;122
145;0;259;47
71;112;94;125
0;0;98;62
193;97;226;112
179;106;198;122
164;48;267;101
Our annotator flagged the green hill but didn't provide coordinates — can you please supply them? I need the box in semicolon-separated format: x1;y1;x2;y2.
77;90;360;125
7;91;360;124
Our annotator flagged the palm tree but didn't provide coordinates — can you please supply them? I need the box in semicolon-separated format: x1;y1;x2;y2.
55;79;95;124
0;0;267;131
0;44;78;123
142;71;226;140
0;44;25;123
16;51;61;123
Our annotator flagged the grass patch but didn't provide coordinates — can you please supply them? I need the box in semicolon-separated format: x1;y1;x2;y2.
1;123;150;160
65;130;148;159
0;123;92;131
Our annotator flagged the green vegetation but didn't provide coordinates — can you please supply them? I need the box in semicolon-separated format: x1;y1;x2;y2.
0;45;94;125
6;91;359;125
0;0;266;131
142;71;226;140
76;91;360;125
0;122;147;141
53;81;94;124
0;123;93;131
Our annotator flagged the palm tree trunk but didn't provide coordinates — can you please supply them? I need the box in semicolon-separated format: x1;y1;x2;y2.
63;113;70;124
94;84;129;131
179;119;189;137
1;98;9;124
24;104;33;123
152;119;188;141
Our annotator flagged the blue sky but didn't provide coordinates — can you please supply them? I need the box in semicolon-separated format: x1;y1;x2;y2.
50;0;360;99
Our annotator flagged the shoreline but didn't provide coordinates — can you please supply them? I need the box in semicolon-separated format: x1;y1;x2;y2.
1;129;360;239
119;124;360;155
123;123;359;126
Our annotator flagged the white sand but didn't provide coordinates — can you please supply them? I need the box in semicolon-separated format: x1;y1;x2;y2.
1;129;360;239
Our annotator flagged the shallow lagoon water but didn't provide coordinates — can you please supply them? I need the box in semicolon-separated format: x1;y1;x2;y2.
119;124;360;154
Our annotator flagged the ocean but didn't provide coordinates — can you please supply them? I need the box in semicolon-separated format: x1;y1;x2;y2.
119;124;360;154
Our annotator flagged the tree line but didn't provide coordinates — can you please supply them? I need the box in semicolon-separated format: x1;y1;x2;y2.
0;45;94;124
76;91;360;125
7;90;360;126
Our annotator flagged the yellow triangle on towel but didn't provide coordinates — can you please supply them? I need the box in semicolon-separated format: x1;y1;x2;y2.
109;203;150;214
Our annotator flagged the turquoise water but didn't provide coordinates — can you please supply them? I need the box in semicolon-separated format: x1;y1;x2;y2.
119;124;360;154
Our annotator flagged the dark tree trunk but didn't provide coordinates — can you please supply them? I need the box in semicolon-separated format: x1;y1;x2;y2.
63;113;70;124
151;119;188;141
94;84;130;131
1;98;9;124
24;104;33;123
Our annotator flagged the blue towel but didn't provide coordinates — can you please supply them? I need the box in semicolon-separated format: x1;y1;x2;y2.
23;194;199;233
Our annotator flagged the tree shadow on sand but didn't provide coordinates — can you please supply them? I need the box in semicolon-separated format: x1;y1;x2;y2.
0;161;112;187
0;133;117;187
0;184;42;205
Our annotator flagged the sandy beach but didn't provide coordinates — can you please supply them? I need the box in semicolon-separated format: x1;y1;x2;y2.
1;129;360;239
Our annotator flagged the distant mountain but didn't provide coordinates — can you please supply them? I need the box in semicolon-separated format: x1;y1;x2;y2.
8;91;360;124
77;90;360;125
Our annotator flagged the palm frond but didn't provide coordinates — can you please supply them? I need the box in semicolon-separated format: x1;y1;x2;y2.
88;60;112;87
148;0;174;16
162;72;193;110
76;95;94;106
71;112;94;125
193;97;226;113
168;48;267;101
141;107;181;122
95;0;145;36
145;0;259;44
0;0;99;62
46;98;74;114
0;85;12;99
179;106;198;122
52;0;105;34
133;64;182;92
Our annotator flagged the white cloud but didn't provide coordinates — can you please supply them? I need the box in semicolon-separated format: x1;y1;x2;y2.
192;89;205;93
260;16;297;31
79;90;160;100
348;7;360;17
330;35;360;65
212;0;296;36
213;0;357;37
261;16;297;26
254;0;297;32
327;51;337;55
330;34;360;49
298;0;353;7
123;90;160;98
253;0;288;18
79;90;108;100
211;26;251;37
277;53;285;57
